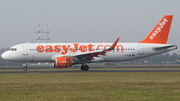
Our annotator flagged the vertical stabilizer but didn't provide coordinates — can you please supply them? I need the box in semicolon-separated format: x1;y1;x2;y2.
139;15;173;44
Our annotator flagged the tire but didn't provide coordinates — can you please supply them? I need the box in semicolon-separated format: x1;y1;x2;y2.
23;67;28;71
84;65;89;71
81;66;84;70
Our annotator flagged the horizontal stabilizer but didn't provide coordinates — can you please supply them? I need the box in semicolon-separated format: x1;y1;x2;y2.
153;45;177;51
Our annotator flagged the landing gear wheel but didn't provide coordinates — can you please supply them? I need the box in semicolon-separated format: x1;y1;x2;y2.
23;62;28;71
23;67;28;71
81;65;89;71
84;65;89;71
81;66;84;70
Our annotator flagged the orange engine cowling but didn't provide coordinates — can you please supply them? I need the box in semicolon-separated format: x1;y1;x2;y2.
54;57;73;68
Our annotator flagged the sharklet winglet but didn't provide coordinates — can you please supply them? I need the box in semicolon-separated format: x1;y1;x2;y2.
106;37;120;51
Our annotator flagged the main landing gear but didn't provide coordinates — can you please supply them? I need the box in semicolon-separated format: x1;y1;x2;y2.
23;63;28;71
81;65;89;71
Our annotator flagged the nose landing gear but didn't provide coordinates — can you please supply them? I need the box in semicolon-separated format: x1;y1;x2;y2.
23;67;28;71
23;63;28;71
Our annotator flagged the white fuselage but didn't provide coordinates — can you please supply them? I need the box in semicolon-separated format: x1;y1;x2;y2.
1;42;177;63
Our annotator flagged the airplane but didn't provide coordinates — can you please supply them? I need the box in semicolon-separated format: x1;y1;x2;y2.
1;15;177;71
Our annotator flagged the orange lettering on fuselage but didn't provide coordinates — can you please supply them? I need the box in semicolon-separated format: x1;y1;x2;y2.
61;45;70;55
87;44;94;52
69;44;79;52
36;45;44;53
97;45;103;50
79;45;87;52
45;45;53;53
104;45;111;52
36;44;124;55
54;45;61;52
113;45;123;52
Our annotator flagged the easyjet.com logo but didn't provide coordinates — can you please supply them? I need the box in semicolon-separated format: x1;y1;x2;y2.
150;18;168;39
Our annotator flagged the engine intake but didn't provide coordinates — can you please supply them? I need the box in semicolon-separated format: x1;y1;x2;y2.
54;57;73;68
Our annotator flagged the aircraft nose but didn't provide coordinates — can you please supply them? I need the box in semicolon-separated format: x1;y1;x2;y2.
1;52;8;60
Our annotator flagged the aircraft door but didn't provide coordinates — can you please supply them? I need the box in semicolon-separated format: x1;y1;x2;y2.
23;45;28;55
138;45;144;55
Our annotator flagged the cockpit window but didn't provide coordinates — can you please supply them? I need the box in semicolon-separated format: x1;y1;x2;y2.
10;48;17;51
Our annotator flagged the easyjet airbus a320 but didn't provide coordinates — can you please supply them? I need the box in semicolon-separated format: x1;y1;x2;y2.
1;15;177;71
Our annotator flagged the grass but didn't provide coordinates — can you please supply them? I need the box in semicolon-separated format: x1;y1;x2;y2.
0;72;180;101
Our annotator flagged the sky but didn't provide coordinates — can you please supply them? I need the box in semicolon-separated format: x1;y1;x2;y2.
0;0;180;53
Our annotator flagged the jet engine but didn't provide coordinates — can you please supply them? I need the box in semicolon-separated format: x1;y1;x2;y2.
54;57;73;68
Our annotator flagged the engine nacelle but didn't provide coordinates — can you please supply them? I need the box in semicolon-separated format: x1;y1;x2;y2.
54;57;73;68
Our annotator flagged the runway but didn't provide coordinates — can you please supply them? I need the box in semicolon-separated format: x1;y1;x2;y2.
0;69;180;73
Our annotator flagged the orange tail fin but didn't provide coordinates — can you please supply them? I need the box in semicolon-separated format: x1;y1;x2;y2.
139;15;173;44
